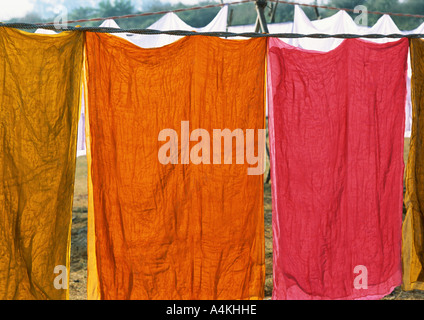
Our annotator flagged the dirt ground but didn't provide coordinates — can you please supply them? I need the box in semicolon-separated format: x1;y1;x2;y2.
69;155;88;301
69;138;424;300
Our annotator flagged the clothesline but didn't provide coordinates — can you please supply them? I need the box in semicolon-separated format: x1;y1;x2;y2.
4;24;424;38
0;14;423;301
33;0;246;25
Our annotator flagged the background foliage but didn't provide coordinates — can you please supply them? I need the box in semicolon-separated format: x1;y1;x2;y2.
7;0;424;31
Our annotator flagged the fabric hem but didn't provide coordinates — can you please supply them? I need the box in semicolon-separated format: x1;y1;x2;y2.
272;270;401;300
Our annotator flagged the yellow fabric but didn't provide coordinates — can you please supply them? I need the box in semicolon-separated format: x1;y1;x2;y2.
0;28;84;300
84;53;100;301
403;38;424;291
86;33;266;300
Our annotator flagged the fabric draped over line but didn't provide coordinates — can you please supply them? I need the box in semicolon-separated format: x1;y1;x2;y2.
268;37;408;300
69;6;229;159
287;5;412;137
403;39;424;292
34;28;87;157
85;33;266;300
0;28;83;300
229;5;413;130
66;5;413;158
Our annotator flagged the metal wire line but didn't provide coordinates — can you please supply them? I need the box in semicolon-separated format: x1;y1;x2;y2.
34;0;255;25
1;24;423;38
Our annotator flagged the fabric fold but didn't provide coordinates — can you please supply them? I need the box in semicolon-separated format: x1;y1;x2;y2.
268;37;408;300
0;28;84;300
85;33;266;300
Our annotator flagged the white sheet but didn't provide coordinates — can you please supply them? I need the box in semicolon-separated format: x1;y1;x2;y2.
104;6;229;48
34;28;57;34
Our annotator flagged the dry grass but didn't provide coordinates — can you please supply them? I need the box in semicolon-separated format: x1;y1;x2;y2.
69;138;424;300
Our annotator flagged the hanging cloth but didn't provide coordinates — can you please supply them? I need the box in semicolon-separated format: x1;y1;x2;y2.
402;38;424;292
268;37;408;300
0;27;83;300
85;33;266;300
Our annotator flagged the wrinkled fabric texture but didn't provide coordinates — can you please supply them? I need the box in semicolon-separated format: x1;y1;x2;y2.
268;37;408;300
85;33;266;300
403;39;424;292
290;5;412;138
0;28;83;300
77;7;229;160
34;28;86;158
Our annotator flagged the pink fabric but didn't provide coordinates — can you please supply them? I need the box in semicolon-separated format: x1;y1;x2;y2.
268;37;409;300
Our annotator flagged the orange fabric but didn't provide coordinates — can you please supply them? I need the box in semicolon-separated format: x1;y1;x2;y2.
85;33;266;300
